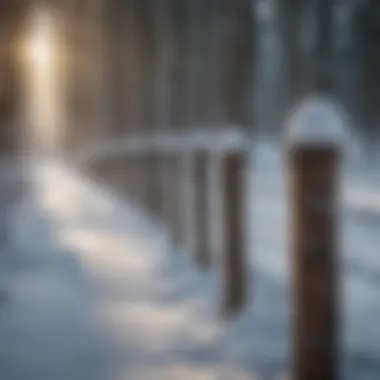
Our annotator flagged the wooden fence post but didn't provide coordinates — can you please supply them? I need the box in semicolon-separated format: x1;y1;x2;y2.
135;152;146;209
123;154;138;202
193;149;210;268
221;149;247;316
162;149;183;248
160;151;175;232
288;96;344;380
145;150;163;220
172;151;185;247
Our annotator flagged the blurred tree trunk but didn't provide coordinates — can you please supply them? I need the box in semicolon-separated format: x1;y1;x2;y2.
133;0;156;134
0;0;25;156
221;0;255;131
103;0;129;137
61;0;104;150
369;0;380;32
358;0;380;43
314;0;334;92
168;0;188;130
103;0;157;137
154;0;173;131
316;0;333;61
358;29;380;156
193;0;213;126
351;0;380;128
280;0;307;107
0;0;26;246
278;0;305;35
124;1;141;135
184;0;202;129
205;0;224;127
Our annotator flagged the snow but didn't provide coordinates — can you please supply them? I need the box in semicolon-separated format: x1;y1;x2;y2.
0;140;379;379
285;95;350;149
74;127;251;167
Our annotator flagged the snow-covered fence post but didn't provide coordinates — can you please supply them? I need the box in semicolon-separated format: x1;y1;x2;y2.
221;148;247;316
193;148;210;268
287;96;344;380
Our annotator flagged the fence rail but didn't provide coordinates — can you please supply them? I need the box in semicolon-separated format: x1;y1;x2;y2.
74;128;251;165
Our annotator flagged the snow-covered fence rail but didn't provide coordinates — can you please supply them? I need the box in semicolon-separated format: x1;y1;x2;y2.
74;129;250;164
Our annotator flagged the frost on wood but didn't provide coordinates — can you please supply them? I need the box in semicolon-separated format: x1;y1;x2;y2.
286;95;348;149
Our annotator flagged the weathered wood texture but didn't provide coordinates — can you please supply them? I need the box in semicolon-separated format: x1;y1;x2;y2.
194;150;210;268
221;151;247;316
290;146;339;380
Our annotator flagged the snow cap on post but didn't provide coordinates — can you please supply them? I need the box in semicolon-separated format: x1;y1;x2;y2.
286;95;348;151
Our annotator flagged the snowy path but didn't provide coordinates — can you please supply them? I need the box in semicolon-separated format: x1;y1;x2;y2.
0;159;257;380
0;152;379;380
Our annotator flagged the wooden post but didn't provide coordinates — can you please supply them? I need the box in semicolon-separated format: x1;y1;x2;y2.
193;149;210;268
157;149;182;246
171;152;184;247
133;153;145;209
288;96;343;380
119;156;133;199
131;154;143;205
221;149;247;316
145;150;163;220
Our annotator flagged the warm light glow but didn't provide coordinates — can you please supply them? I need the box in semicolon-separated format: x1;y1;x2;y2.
30;34;51;66
24;6;63;153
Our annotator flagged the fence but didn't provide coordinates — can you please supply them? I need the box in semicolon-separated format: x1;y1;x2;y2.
77;96;344;380
79;129;250;317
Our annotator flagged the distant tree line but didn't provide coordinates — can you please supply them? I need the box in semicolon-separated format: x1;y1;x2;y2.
58;0;256;149
3;0;380;153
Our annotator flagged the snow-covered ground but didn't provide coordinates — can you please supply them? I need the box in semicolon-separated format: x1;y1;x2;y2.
0;139;379;379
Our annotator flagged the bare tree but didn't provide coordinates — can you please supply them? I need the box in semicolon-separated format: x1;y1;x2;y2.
221;0;256;131
0;0;27;246
0;0;26;155
314;0;334;92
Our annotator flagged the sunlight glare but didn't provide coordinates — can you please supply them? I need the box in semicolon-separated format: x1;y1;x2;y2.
30;32;51;66
25;6;63;153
